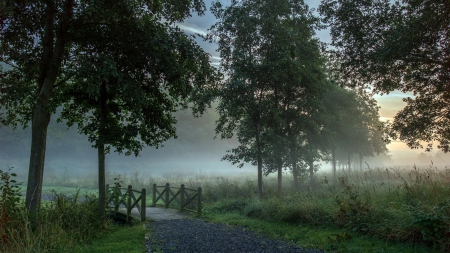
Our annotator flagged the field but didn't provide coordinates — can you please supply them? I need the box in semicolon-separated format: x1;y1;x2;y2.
1;165;450;252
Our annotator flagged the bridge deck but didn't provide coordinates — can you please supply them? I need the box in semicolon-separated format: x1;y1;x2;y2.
117;207;191;221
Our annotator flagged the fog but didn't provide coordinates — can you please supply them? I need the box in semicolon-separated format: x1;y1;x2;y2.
0;107;256;180
2;102;449;185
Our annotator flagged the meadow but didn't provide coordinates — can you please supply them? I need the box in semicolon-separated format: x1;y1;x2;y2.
1;164;449;252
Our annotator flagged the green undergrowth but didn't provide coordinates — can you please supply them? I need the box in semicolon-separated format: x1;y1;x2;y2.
203;209;440;253
69;222;145;253
0;169;146;253
199;167;450;252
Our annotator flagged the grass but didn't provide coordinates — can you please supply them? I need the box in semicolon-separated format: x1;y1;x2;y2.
69;222;145;253
203;206;440;253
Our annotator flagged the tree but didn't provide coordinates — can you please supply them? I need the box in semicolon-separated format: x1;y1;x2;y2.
209;0;328;195
319;0;450;152
62;16;216;215
0;0;214;215
321;85;387;177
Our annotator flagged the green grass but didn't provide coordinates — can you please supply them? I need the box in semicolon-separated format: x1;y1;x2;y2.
204;212;439;253
69;222;145;253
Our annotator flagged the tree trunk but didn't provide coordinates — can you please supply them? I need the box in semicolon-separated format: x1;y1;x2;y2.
25;0;73;216
347;152;351;173
98;80;107;217
332;147;336;180
25;102;51;213
309;159;314;185
277;157;282;192
255;122;263;197
292;159;299;191
98;145;106;217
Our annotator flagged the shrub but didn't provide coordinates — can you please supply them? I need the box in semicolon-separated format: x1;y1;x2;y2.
0;168;22;247
409;200;450;251
334;177;372;232
0;169;113;252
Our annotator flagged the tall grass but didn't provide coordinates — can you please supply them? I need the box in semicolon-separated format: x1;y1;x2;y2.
0;169;113;253
200;166;450;251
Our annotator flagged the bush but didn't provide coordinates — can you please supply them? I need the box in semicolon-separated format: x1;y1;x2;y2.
0;168;22;246
409;200;450;251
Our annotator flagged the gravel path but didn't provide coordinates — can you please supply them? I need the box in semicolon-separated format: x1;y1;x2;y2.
146;219;323;253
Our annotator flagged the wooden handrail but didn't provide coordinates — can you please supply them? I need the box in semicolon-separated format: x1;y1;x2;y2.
106;184;146;222
151;183;202;215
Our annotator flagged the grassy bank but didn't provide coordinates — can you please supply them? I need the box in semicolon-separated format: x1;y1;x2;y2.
203;212;437;253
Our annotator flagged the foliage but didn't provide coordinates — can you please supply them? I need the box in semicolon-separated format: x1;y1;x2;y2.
0;192;112;252
197;166;450;251
208;0;329;194
334;177;372;232
0;0;217;215
0;168;22;246
107;176;125;211
319;0;450;152
61;8;218;156
322;87;370;170
409;200;450;250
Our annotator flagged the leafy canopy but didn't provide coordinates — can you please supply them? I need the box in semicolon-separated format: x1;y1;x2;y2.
319;0;450;151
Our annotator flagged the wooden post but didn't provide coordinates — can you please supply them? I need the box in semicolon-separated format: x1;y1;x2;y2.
141;188;146;222
197;187;202;215
180;184;185;211
127;185;132;223
165;183;170;208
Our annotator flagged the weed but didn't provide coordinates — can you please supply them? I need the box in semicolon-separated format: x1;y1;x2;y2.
334;177;372;232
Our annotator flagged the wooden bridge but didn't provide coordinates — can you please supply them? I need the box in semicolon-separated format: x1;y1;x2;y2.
106;183;202;222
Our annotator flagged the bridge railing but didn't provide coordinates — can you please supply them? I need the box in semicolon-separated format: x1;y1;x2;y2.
106;184;146;222
151;183;202;215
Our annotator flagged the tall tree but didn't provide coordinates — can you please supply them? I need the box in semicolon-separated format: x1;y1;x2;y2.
209;0;327;195
61;4;216;216
319;0;450;152
0;0;213;215
322;85;388;177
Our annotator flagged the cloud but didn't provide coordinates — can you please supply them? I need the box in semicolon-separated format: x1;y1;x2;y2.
177;23;208;36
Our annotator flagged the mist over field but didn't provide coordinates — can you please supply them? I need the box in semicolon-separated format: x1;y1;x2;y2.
0;106;251;181
2;104;449;185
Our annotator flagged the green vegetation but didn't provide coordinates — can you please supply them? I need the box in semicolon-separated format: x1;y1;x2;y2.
1;0;217;217
199;166;450;252
0;169;145;253
319;0;450;152
69;222;144;253
4;165;449;252
2;0;448;252
204;213;436;253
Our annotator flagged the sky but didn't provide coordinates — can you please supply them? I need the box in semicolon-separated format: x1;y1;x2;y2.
177;0;442;167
